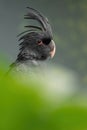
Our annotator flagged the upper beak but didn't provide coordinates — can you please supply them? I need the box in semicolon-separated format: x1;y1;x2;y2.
49;40;56;58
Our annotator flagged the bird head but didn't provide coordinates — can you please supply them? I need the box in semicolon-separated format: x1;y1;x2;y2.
18;7;56;61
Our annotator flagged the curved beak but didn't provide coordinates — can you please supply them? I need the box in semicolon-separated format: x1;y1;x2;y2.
49;40;56;58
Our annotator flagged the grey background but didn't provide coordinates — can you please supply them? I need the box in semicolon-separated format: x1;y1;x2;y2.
0;0;87;87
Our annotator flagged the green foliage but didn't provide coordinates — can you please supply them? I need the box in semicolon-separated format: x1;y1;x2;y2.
0;62;87;130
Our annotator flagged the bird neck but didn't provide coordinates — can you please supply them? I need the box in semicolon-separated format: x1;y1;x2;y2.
17;47;40;62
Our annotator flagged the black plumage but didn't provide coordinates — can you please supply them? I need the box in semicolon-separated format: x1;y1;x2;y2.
9;7;56;74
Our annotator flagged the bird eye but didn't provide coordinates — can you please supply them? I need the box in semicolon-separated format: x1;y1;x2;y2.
37;40;41;43
37;40;43;45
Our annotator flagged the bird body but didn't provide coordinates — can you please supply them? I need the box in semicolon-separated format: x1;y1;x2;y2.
9;7;56;75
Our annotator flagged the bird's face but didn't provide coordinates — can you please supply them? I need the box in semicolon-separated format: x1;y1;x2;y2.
18;7;56;62
30;33;56;60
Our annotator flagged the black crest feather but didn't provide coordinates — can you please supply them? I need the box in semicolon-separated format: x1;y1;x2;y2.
18;7;53;39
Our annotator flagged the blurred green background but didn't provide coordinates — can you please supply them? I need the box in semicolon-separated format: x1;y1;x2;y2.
0;71;87;130
0;0;87;129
